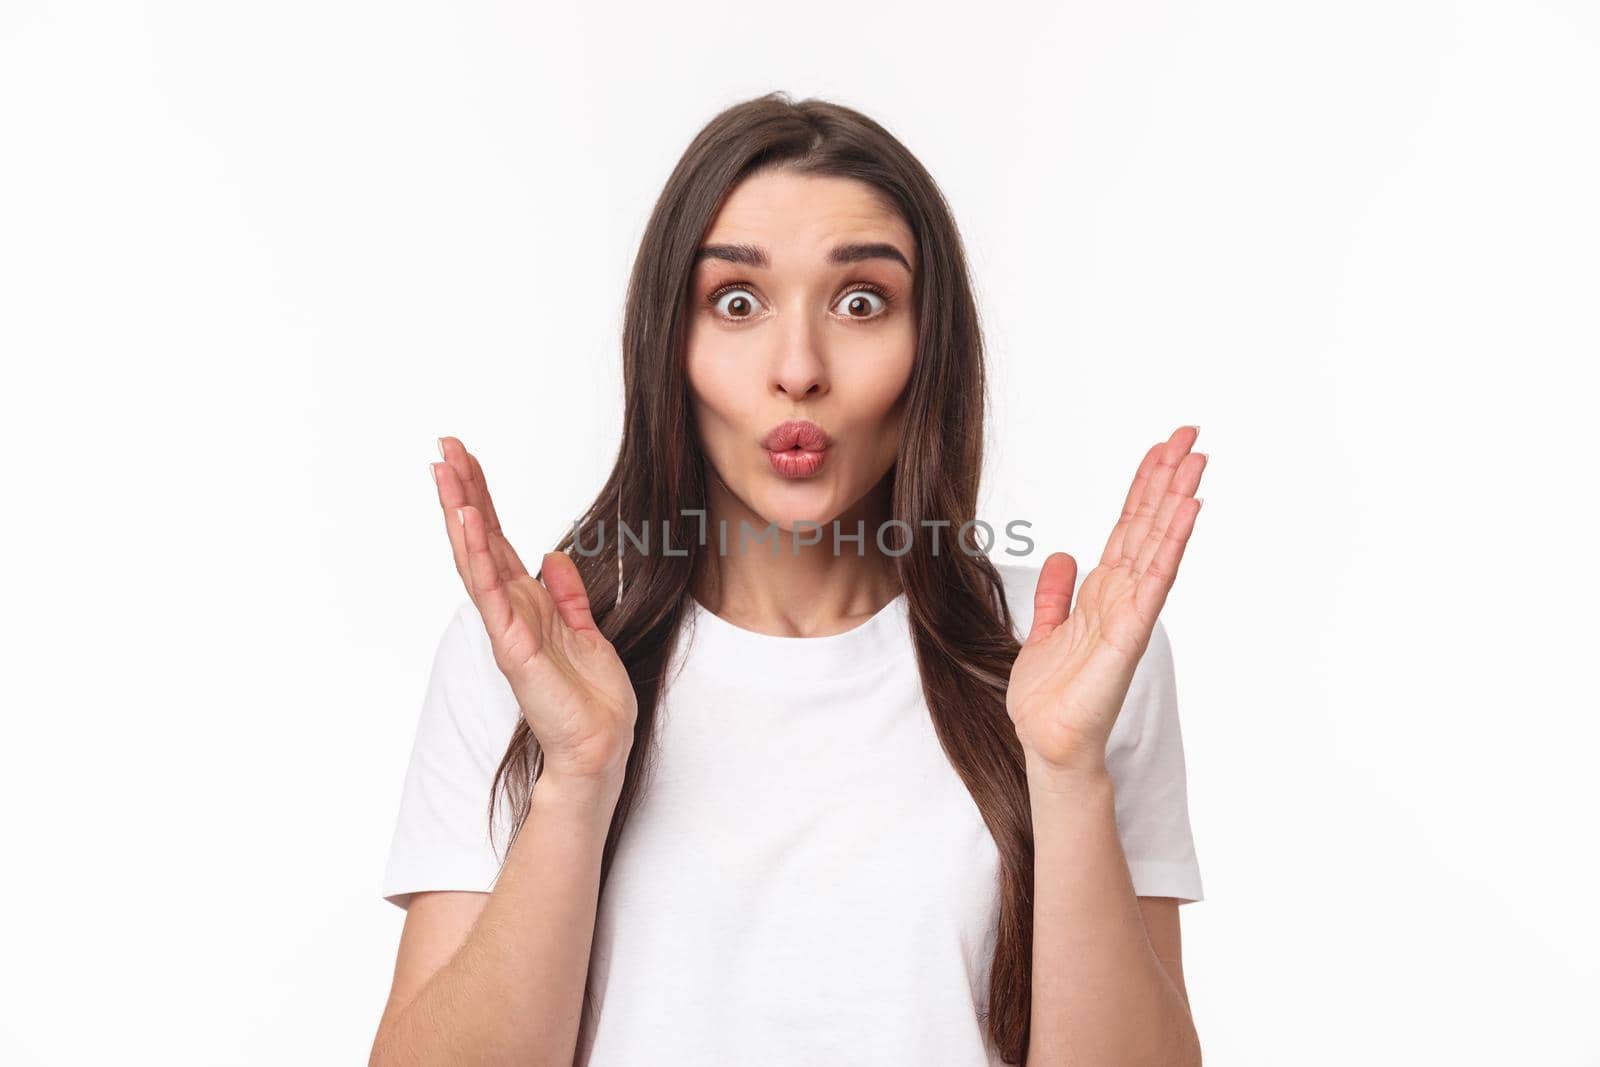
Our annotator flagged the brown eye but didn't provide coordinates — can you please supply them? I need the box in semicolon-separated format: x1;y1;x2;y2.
711;287;763;319
834;287;888;319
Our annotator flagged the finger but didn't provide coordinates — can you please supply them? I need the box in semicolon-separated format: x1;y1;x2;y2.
432;462;469;586
439;436;491;518
440;437;528;582
458;505;519;647
1135;496;1202;621
1117;426;1198;568
435;450;519;584
465;452;504;536
1024;551;1078;645
464;447;530;578
1099;442;1163;568
538;549;601;635
494;533;531;582
437;435;468;488
1132;450;1207;577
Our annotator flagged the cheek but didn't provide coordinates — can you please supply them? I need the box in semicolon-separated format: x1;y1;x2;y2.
855;347;915;409
684;331;760;446
837;328;916;441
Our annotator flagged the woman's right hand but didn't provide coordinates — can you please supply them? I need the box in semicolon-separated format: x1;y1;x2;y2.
431;436;638;796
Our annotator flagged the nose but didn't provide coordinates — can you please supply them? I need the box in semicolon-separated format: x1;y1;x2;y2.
769;313;829;400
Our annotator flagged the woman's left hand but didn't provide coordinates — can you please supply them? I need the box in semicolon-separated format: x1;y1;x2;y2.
1007;425;1208;777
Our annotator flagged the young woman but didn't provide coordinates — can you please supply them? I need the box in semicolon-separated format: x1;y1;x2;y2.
371;92;1208;1067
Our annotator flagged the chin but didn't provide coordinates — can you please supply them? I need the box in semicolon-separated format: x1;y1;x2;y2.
748;483;847;535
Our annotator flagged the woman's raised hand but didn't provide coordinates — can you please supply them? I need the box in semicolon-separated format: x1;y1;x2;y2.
1007;425;1207;778
431;437;638;793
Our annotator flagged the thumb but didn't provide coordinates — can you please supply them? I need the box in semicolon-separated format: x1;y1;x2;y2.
539;551;601;635
1024;551;1078;644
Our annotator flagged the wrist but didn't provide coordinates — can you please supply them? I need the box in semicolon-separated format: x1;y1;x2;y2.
1024;749;1113;801
533;768;626;824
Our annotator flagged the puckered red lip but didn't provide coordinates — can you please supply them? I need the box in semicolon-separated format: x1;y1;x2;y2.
761;419;831;452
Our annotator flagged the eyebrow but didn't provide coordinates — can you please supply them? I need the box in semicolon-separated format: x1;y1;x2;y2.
694;241;914;273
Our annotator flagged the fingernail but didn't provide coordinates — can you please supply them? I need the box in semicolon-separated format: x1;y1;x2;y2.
455;507;466;528
429;462;438;486
1195;496;1205;508
1189;424;1201;434
437;437;446;460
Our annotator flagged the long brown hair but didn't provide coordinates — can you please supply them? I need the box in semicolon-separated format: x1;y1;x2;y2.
489;91;1036;1063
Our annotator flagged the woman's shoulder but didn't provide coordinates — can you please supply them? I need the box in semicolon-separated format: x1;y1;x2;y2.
439;597;494;671
430;599;521;725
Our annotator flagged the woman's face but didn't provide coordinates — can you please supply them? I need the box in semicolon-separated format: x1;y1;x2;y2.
684;168;918;537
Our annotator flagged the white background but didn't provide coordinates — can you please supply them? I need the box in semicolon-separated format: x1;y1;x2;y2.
4;1;1597;1063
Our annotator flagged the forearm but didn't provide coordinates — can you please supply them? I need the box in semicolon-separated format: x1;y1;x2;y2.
1024;758;1200;1067
371;777;617;1067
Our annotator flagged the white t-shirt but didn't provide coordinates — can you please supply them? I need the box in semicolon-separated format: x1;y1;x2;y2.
381;559;1203;1066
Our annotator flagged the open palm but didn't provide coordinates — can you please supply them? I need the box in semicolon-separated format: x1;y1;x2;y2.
1007;425;1207;774
432;437;637;786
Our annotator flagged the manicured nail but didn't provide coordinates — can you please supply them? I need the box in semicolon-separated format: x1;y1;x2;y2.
437;437;446;460
1189;424;1201;434
1195;497;1205;508
429;462;438;486
455;507;466;528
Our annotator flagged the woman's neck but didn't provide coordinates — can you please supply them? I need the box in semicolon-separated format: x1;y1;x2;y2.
689;471;901;638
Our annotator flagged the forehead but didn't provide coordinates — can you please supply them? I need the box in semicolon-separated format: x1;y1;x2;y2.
701;169;916;270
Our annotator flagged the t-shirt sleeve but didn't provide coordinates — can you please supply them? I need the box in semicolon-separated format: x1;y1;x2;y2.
380;600;522;910
1104;617;1205;903
998;561;1204;903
